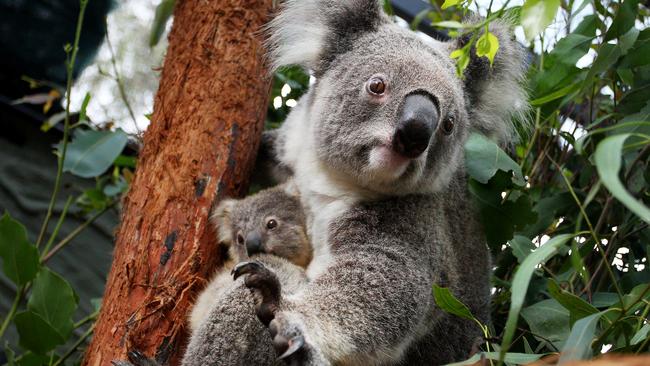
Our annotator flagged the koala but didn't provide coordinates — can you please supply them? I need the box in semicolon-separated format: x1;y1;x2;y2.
234;1;528;365
114;183;312;366
188;182;312;333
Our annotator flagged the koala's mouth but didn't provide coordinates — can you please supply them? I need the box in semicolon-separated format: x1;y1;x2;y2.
366;144;412;180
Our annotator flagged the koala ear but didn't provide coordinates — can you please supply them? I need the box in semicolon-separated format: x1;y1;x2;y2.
450;19;530;143
266;0;388;73
211;199;236;246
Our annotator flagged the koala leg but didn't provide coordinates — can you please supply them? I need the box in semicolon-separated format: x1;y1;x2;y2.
232;261;331;365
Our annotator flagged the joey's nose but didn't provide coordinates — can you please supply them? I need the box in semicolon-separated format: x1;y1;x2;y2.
245;232;263;256
393;94;438;159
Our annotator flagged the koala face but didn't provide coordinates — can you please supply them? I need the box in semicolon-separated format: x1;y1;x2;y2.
212;186;312;268
311;28;470;194
268;0;528;195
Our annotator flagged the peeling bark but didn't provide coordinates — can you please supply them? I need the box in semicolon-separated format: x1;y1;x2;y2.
82;1;273;364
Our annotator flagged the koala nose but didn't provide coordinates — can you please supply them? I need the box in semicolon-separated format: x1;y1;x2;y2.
393;94;438;159
245;232;263;256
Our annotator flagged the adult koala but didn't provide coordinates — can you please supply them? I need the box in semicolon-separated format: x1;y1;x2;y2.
234;0;529;365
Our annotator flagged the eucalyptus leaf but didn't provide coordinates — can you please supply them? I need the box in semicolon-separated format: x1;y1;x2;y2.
0;212;40;285
61;128;129;178
559;311;606;362
631;323;650;345
432;285;475;321
594;134;650;223
499;234;576;360
150;0;175;47
520;0;560;41
521;299;570;348
510;235;536;263
547;280;599;323
464;133;524;185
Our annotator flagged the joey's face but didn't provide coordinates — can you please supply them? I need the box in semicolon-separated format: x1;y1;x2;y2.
225;188;312;268
310;28;470;194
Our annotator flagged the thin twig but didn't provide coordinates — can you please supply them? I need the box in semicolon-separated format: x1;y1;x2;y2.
36;0;89;247
105;23;142;135
41;205;113;263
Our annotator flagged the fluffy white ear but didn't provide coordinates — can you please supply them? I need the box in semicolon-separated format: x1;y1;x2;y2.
449;19;530;143
210;199;236;246
265;0;386;72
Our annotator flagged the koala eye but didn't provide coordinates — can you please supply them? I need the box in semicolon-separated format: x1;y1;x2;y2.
442;116;455;135
366;76;386;96
236;233;245;245
266;219;278;230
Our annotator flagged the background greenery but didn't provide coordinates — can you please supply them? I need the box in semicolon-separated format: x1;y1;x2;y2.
1;0;649;365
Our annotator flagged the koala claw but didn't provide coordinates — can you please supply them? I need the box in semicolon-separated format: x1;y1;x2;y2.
277;335;305;360
232;260;282;326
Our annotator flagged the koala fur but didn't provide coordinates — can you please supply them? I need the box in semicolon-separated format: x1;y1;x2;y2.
114;184;312;366
183;182;312;365
189;182;312;332
237;1;528;365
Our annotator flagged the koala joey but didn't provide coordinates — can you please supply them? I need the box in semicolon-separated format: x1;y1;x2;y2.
114;183;312;366
233;1;528;365
188;182;312;332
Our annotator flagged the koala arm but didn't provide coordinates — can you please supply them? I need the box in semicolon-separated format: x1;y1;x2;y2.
241;201;436;364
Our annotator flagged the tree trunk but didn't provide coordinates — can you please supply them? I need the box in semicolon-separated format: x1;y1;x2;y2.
82;0;273;364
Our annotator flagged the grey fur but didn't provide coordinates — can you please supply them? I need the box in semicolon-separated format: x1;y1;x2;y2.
184;183;312;365
253;1;528;365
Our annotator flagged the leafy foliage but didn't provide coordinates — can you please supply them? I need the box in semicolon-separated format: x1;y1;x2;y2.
425;0;650;363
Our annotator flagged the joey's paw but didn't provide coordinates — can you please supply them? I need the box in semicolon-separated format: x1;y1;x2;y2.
268;315;329;366
232;260;282;326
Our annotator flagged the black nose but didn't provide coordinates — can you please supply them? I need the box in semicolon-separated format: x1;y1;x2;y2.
393;94;438;159
245;232;263;256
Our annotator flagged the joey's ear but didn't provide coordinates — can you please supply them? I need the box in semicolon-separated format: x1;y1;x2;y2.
266;0;388;73
449;19;530;143
211;199;236;245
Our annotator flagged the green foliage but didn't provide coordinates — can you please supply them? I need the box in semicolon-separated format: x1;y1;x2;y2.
1;0;126;362
61;128;129;178
430;0;650;363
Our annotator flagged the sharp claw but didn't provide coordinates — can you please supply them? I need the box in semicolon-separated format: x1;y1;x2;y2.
278;335;305;360
231;260;264;280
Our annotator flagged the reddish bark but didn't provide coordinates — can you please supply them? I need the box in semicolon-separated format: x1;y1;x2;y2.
82;0;273;364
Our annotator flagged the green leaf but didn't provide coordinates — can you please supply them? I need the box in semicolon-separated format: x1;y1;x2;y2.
476;31;499;66
499;234;576;360
631;323;650;345
620;27;640;55
62;128;129;178
431;21;465;29
79;92;91;123
510;235;536;263
604;0;640;41
464;133;524;185
27;268;79;340
441;0;461;10
520;0;560;41
594;134;650;223
149;0;175;47
581;44;623;91
432;285;475;321
447;352;545;366
470;181;538;248
547;280;599;323
530;83;580;106
521;299;570;348
558;311;606;362
0;212;40;285
14;311;65;354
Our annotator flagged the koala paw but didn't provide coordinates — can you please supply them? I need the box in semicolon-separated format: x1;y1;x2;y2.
232;260;282;326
